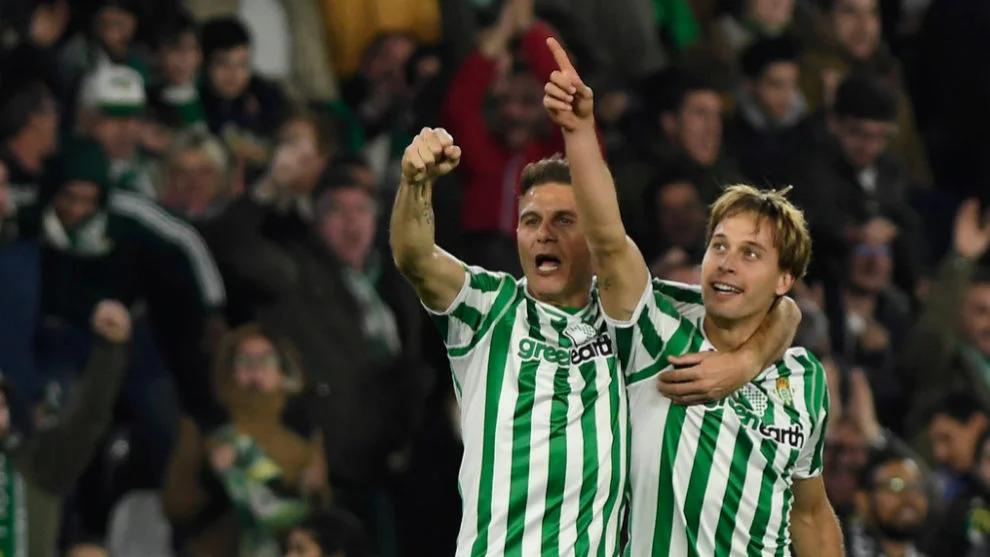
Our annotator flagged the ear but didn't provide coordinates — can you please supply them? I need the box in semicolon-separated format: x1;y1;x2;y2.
775;272;795;297
660;112;678;141
971;412;988;433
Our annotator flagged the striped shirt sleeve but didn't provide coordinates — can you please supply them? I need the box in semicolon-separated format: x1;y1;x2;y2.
603;275;705;385
792;351;830;480
423;263;517;353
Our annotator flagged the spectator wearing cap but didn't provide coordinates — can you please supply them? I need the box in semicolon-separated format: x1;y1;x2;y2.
199;17;287;170
78;65;159;200
147;11;206;127
724;36;812;185
785;72;923;296
0;300;131;557
55;0;149;129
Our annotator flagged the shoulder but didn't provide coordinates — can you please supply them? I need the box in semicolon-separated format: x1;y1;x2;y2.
652;278;705;317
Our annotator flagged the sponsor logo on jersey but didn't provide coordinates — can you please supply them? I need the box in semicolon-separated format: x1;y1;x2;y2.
518;332;613;366
729;395;805;449
563;322;597;346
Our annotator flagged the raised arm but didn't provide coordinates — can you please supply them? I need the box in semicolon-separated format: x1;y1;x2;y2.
542;38;648;321
390;128;467;312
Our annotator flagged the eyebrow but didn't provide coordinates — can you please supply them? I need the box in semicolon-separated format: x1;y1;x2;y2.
519;209;577;220
711;234;768;252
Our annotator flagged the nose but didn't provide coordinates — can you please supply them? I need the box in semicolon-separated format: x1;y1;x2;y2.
716;251;736;273
536;219;556;242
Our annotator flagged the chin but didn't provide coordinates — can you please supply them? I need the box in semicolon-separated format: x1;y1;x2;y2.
527;273;568;300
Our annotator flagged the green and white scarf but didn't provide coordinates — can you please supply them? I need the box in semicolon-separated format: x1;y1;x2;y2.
210;425;309;557
341;251;401;362
41;207;112;256
0;453;28;557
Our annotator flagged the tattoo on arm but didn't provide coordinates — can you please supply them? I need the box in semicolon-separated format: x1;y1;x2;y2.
602;277;612;291
419;207;434;226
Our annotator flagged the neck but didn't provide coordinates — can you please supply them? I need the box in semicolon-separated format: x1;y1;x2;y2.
880;539;909;557
703;312;764;353
6;136;43;173
529;286;590;311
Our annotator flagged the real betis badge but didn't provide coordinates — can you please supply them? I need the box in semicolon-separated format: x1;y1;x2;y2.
776;378;794;407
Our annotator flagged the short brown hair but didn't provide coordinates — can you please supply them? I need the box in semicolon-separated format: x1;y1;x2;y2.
519;154;571;195
706;184;812;279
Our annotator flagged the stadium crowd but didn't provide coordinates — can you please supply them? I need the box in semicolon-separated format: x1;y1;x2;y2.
0;0;988;555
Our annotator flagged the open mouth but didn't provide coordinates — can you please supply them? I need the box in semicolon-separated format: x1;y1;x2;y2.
535;254;562;273
711;281;743;295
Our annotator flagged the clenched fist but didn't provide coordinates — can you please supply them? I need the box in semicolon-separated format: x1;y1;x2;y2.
543;37;594;133
401;128;461;185
91;300;132;344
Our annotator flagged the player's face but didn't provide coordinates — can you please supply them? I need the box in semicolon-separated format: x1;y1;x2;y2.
517;183;593;307
700;212;794;324
863;460;927;539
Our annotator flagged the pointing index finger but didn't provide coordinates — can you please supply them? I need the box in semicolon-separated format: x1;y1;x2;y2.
546;37;577;75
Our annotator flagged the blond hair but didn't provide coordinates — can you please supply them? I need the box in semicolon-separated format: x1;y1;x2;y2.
706;184;812;279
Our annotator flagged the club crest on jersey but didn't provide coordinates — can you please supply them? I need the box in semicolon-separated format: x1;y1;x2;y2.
776;378;794;407
563;322;597;346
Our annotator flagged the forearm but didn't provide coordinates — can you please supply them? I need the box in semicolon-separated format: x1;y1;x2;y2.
790;505;843;557
564;125;627;252
738;296;801;372
389;177;465;311
390;177;439;273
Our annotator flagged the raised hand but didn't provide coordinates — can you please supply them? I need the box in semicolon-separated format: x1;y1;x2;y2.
91;300;132;344
543;37;594;133
401;127;462;186
953;198;990;259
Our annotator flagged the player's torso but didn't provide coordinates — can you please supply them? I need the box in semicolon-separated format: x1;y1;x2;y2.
453;289;628;557
625;320;816;557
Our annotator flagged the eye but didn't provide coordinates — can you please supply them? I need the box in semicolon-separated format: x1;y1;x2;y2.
744;250;759;260
710;241;726;252
556;215;574;225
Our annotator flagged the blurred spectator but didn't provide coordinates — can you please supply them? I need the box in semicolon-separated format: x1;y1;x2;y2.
786;72;922;295
162;126;234;220
78;65;158;199
200;17;287;170
342;33;420;186
163;324;328;557
924;393;988;502
845;444;932;557
285;508;372;557
147;11;206;126
824;238;911;432
56;0;149;129
699;0;819;84
0;300;130;557
315;0;440;81
637;163;707;271
442;0;576;275
251;167;432;556
613;69;741;241
929;430;990;556
725;35;811;185
825;418;871;521
0;1;70;94
902;199;990;436
799;0;931;187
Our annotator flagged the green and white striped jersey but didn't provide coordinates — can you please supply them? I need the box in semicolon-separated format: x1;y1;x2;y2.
606;279;829;557
426;264;628;557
